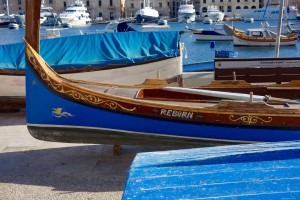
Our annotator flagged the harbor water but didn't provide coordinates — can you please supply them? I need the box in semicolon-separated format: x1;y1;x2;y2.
1;20;299;67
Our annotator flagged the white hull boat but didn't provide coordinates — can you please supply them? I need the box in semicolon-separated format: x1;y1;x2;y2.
178;0;196;23
59;0;91;26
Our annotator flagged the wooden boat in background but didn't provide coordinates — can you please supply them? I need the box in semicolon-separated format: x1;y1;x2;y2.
232;26;298;46
24;0;300;147
123;140;300;199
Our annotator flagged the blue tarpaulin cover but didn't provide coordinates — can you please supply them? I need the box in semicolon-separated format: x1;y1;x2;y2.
0;31;180;71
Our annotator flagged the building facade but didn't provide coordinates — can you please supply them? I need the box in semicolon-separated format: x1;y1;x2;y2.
1;0;300;19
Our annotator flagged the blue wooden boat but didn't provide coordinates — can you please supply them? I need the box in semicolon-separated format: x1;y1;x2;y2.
24;1;300;146
123;140;300;199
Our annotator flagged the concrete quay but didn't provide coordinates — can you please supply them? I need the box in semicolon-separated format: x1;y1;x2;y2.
0;110;179;200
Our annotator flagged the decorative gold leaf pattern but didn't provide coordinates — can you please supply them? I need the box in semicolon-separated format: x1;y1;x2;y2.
26;46;136;112
229;115;272;125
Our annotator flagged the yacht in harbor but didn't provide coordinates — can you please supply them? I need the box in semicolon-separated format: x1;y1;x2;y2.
203;5;225;22
40;1;59;26
135;0;159;23
178;0;196;23
59;0;91;26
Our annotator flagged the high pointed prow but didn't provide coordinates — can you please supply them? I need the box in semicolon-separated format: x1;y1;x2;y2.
25;0;41;53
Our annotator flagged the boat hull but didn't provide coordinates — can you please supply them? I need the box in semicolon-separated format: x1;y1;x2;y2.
178;13;196;23
194;31;232;41
233;36;297;46
25;63;300;146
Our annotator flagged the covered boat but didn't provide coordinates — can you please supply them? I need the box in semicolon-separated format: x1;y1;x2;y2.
24;0;300;146
1;25;182;110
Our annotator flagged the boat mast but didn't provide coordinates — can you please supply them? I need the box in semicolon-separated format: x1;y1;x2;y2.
6;0;9;15
275;0;284;58
25;0;42;53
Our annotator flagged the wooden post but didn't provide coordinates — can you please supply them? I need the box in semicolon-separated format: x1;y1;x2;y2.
25;0;41;53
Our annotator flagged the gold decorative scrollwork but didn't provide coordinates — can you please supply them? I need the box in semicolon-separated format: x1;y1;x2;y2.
26;45;136;112
229;115;272;125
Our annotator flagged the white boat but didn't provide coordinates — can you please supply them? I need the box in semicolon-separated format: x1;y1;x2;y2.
59;0;91;26
8;22;19;29
40;1;58;25
233;27;298;46
236;5;298;21
135;0;159;24
202;17;213;24
203;6;225;22
0;14;16;27
80;21;137;34
177;0;196;23
244;18;254;23
191;23;233;41
157;18;168;25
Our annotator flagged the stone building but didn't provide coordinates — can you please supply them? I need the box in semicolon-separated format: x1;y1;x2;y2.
1;0;300;19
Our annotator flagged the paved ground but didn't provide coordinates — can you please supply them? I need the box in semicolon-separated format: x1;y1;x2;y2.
0;110;180;200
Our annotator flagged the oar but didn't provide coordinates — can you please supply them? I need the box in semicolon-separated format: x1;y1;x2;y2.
163;86;298;104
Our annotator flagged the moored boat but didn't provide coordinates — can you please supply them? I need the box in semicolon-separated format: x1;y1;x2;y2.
177;0;196;23
233;27;298;46
135;0;159;24
190;23;233;41
59;0;91;26
24;0;300;146
202;5;225;22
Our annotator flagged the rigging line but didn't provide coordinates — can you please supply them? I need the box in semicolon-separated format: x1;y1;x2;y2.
262;0;270;21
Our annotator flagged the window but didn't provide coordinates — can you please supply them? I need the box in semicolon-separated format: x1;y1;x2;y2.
99;1;101;6
18;0;21;5
251;6;256;9
203;0;206;3
167;1;169;6
237;0;240;2
19;6;21;10
244;6;248;9
99;12;102;17
236;6;241;9
159;2;162;8
220;0;223;2
227;6;232;12
110;0;112;6
131;3;134;8
141;2;144;8
212;0;215;3
87;1;89;6
110;12;114;20
220;6;224;12
49;0;53;4
64;1;67;8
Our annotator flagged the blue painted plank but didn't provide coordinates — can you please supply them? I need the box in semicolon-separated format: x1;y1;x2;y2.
123;141;300;199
